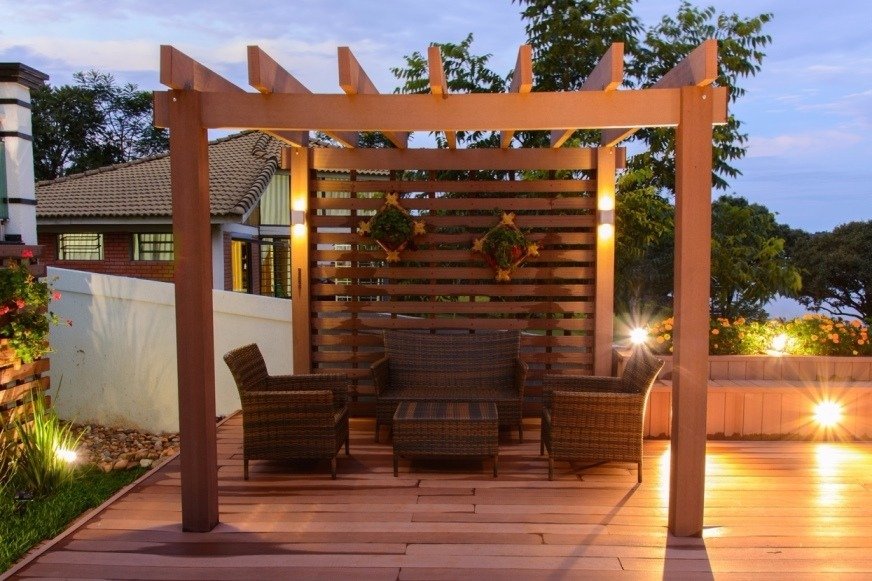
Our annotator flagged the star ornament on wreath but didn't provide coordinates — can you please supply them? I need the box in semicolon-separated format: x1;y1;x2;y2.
357;193;426;262
472;212;539;281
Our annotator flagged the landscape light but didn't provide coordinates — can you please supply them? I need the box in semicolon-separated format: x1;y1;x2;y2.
55;447;78;463
814;401;843;427
771;333;788;353
630;328;648;345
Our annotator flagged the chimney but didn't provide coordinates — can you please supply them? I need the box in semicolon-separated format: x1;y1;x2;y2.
0;63;48;245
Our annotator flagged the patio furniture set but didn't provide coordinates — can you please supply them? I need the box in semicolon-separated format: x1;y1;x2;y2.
223;331;663;481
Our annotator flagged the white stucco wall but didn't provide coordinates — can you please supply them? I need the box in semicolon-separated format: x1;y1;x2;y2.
47;267;293;433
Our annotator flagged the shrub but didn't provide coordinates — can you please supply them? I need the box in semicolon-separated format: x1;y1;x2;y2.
0;251;60;363
644;314;871;356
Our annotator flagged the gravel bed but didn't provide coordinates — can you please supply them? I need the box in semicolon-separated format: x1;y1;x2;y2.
70;424;180;472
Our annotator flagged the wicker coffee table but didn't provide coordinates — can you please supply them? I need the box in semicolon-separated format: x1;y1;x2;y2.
392;401;499;477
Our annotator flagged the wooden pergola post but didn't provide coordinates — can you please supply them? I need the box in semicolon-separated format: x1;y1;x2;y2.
168;89;219;532
288;147;312;373
669;84;714;536
594;146;616;375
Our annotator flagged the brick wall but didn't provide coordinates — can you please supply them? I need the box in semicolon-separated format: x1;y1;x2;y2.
38;232;175;283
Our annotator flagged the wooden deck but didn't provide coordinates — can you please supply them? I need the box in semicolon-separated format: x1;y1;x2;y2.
8;415;872;579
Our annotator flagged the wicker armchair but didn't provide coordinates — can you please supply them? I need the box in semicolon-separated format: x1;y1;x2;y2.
223;343;350;479
541;345;664;481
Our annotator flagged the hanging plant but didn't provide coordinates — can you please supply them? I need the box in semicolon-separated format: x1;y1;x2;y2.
357;193;426;262
472;212;539;281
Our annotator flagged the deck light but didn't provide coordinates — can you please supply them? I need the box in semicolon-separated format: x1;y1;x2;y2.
630;328;648;345
597;222;614;240
291;208;306;236
814;401;843;427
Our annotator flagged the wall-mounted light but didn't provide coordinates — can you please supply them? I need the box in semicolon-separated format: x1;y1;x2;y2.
597;222;614;239
291;210;306;237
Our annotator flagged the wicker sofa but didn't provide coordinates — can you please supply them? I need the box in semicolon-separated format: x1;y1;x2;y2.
371;330;527;442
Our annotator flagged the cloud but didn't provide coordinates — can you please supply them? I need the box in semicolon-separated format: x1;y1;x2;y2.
748;129;863;158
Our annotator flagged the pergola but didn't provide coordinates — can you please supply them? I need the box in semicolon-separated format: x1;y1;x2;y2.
154;39;726;537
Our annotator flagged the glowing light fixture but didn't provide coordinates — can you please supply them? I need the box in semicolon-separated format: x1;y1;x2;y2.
814;401;843;427
771;333;788;353
597;222;614;240
630;327;648;345
55;447;78;463
291;207;306;237
598;195;615;212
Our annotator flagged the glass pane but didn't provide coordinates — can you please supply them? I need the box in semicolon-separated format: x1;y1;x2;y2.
58;233;103;260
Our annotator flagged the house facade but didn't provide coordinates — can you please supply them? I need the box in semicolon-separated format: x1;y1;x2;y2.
36;131;380;296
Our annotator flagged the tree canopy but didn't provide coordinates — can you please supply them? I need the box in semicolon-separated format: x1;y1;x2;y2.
789;221;872;324
32;71;168;181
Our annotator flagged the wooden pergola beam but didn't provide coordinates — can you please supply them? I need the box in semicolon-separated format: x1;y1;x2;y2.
154;87;728;132
428;46;457;149
159;45;307;147
551;43;623;148
338;46;409;149
501;45;532;149
247;46;358;148
602;39;718;146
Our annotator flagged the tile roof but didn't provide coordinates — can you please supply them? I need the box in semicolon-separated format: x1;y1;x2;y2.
36;131;282;220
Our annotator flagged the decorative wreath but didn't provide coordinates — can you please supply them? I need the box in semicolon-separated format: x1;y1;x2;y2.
472;212;539;281
357;193;426;262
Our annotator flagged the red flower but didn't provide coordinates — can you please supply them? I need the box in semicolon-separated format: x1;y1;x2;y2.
53;291;62;301
21;249;34;259
0;305;9;316
14;298;25;309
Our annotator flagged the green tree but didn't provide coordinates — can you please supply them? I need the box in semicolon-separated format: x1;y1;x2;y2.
710;196;800;320
31;84;102;181
790;221;872;324
31;72;168;180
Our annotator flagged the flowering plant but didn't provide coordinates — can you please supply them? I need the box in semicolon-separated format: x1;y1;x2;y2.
644;314;870;356
0;250;61;363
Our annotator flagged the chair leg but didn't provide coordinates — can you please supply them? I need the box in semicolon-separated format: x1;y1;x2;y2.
518;423;523;443
493;453;499;478
393;453;399;477
374;420;380;443
243;458;249;481
548;457;554;481
345;434;350;455
331;457;337;479
637;461;643;483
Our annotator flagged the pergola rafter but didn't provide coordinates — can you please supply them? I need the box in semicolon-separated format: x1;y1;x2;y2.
156;39;726;539
338;46;409;148
427;46;457;149
551;42;624;148
501;44;532;149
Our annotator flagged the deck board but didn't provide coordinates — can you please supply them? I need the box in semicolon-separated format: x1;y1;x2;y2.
7;415;872;579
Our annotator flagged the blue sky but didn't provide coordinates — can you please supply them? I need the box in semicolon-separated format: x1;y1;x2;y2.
2;0;870;234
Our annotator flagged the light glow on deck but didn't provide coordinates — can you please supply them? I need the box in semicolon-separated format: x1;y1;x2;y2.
630;328;649;345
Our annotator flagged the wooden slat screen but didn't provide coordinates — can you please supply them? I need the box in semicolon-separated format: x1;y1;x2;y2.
307;150;603;414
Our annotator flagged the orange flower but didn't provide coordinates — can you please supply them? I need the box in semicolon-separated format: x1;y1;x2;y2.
830;334;840;343
851;319;862;328
711;328;720;335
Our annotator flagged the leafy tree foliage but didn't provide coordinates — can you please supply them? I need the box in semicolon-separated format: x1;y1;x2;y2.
789;221;872;324
710;196;800;320
32;72;168;180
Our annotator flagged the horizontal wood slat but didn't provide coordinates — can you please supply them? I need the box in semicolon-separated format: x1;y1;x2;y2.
314;179;596;194
312;196;595;211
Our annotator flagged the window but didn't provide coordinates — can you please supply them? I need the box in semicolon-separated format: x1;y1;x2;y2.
260;237;291;298
58;233;103;260
231;239;252;293
259;172;290;226
133;233;174;261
